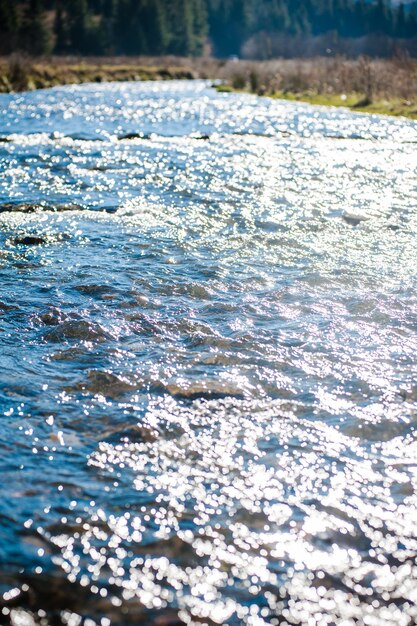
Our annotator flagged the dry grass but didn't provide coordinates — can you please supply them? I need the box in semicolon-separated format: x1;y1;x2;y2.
0;54;222;92
216;56;417;118
217;56;417;101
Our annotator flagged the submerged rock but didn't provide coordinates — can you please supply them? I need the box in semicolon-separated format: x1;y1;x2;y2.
37;307;69;326
101;423;160;444
118;132;150;140
190;133;211;140
10;233;70;246
79;369;137;397
0;203;38;213
0;202;84;214
13;235;48;246
43;319;112;343
162;380;246;401
342;210;371;226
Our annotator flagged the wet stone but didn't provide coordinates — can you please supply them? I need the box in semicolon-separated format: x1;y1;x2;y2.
43;320;113;344
0;203;38;213
11;233;70;246
118;132;150;140
12;235;48;246
0;202;85;214
0;301;20;313
37;307;71;326
75;370;138;397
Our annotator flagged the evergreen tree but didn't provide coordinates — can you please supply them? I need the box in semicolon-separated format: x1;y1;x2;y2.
372;0;391;35
20;0;52;55
149;0;170;54
115;0;143;54
0;0;19;53
406;3;417;38
66;0;89;53
395;3;407;38
54;1;68;52
169;0;195;55
193;0;208;54
1;0;417;59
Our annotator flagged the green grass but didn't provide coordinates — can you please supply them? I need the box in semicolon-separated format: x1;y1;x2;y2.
269;91;417;119
265;90;417;120
215;84;417;120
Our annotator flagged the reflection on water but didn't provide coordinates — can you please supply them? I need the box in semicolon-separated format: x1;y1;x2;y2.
1;81;417;625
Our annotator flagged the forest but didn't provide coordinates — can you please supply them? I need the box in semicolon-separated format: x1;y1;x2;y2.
1;0;417;57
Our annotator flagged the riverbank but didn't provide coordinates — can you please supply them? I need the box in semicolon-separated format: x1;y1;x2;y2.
217;56;417;120
218;84;417;119
274;92;417;118
0;56;204;92
1;55;417;120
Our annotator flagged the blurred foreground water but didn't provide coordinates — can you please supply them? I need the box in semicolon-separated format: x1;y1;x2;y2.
1;81;417;626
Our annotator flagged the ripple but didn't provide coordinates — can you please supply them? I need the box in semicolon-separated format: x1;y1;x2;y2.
0;81;417;626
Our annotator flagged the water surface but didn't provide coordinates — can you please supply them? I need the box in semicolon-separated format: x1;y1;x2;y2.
1;81;417;626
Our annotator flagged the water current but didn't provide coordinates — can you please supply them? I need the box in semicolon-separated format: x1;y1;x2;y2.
1;80;417;626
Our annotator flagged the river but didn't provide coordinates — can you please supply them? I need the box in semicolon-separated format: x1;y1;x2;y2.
1;80;417;626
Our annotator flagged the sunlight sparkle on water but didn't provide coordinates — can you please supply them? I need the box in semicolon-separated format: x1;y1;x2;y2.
0;81;417;625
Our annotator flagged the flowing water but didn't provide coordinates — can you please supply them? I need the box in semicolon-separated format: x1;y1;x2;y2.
1;80;417;626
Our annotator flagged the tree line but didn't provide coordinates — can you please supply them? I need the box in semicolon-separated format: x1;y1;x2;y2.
1;0;417;57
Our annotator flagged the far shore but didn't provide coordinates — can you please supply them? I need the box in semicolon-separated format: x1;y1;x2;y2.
1;55;417;120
